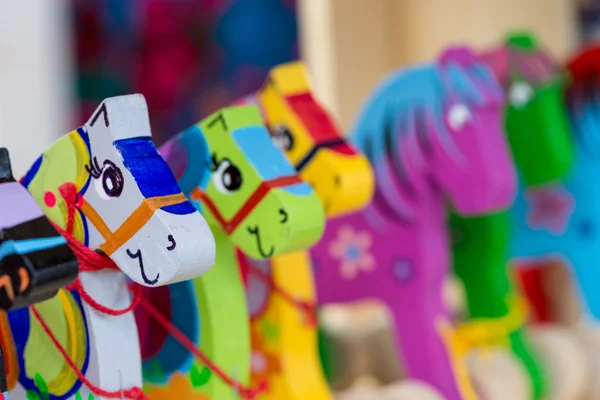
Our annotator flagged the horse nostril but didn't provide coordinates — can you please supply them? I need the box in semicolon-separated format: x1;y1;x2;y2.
279;208;288;224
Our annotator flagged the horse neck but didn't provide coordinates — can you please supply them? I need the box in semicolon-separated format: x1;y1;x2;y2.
212;227;236;266
77;269;143;389
366;173;449;266
365;149;434;227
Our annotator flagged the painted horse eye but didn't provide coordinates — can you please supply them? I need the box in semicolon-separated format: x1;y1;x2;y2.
272;125;294;151
213;159;242;194
101;160;124;198
509;82;534;108
447;103;471;132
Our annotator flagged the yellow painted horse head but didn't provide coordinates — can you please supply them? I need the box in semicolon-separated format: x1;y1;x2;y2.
237;62;374;217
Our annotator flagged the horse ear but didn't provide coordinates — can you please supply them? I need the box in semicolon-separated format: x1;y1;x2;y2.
438;46;478;68
160;124;212;195
86;94;152;141
267;61;313;96
0;148;13;182
480;47;508;86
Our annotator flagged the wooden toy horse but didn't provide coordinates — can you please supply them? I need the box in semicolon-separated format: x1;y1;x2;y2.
450;33;574;399
233;62;374;400
0;148;79;399
138;105;325;399
7;94;216;400
310;46;517;400
507;45;600;399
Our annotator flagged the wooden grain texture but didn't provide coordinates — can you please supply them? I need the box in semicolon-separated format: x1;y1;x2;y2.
298;0;577;131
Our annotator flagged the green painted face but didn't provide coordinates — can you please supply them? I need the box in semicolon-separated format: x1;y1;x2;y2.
502;33;574;186
162;105;325;259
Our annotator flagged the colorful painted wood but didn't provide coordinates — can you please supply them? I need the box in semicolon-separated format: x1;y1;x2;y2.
8;94;216;400
140;105;325;399
234;62;374;400
310;46;517;400
0;148;79;400
450;32;574;400
0;148;78;310
506;44;600;398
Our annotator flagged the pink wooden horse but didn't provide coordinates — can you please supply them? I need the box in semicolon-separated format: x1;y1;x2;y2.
311;47;517;399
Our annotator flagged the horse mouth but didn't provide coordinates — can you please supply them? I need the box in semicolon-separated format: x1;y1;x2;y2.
126;249;160;285
247;226;275;258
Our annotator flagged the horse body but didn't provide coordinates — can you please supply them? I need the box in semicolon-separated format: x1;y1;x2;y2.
311;47;516;400
9;95;215;400
450;33;575;399
510;79;600;320
233;62;374;400
314;187;462;387
510;161;599;316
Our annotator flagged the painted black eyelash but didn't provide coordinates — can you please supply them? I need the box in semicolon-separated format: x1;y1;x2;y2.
211;154;219;171
85;156;103;179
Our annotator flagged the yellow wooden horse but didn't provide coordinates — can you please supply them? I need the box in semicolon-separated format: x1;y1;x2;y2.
236;62;374;400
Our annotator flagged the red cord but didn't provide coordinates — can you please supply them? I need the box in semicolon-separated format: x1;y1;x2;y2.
35;182;266;398
247;264;317;326
50;183;141;316
29;182;146;398
66;278;142;317
136;294;269;399
30;306;148;400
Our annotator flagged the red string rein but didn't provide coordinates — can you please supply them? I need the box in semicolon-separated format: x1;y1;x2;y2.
30;183;267;399
136;295;269;399
29;183;146;399
246;264;318;326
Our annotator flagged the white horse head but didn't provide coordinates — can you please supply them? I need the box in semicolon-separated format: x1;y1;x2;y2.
23;94;216;285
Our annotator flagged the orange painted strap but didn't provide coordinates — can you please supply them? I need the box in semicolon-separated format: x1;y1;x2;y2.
191;175;302;235
78;193;187;256
18;267;29;293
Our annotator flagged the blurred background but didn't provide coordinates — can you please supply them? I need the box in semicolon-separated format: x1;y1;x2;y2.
0;0;593;177
0;0;598;398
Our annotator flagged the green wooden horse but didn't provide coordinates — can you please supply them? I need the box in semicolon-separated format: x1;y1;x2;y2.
137;105;325;399
450;32;574;399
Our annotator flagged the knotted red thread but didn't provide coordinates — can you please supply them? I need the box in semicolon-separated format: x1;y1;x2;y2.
136;294;269;399
52;183;141;316
246;264;317;326
29;182;146;399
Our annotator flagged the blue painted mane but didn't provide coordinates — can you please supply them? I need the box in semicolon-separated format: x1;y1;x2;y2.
568;85;600;159
351;49;503;220
115;136;197;216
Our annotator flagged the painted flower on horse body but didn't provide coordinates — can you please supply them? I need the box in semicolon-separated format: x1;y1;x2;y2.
328;225;375;280
250;324;281;382
526;186;574;235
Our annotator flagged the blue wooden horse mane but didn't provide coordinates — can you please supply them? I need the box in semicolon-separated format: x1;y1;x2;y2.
351;47;504;222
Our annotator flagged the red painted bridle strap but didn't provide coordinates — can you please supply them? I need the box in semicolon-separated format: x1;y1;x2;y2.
191;175;303;235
